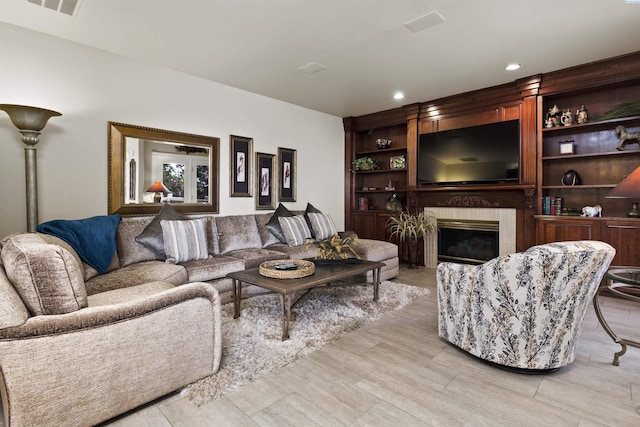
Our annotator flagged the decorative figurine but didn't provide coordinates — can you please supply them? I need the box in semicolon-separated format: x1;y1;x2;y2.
576;105;588;124
561;110;573;126
581;205;602;217
561;169;581;186
615;125;640;151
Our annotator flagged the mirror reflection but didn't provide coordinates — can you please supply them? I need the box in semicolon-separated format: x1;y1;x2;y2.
109;122;219;215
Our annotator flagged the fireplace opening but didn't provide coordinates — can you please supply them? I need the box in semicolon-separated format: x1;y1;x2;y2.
438;219;499;264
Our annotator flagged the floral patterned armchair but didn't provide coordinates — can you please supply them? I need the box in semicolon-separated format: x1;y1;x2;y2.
437;241;615;371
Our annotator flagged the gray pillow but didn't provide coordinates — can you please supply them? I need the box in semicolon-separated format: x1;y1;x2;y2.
135;203;187;260
265;203;293;243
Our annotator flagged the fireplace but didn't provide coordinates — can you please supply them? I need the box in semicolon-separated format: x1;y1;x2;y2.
425;207;516;268
438;219;499;264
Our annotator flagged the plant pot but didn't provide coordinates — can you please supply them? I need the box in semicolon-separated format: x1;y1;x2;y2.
406;238;421;269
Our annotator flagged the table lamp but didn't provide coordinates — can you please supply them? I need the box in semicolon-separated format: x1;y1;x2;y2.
0;104;62;232
607;166;640;218
147;181;169;203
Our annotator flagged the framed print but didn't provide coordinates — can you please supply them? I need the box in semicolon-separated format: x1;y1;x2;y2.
255;152;275;209
230;135;253;197
277;147;296;202
558;139;575;155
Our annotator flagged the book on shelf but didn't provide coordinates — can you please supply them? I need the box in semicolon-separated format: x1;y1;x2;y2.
554;197;562;216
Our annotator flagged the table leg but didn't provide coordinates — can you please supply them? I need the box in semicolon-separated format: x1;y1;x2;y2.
593;286;626;366
280;293;291;341
373;267;380;302
233;279;242;319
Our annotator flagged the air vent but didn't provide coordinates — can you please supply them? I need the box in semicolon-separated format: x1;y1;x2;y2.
298;62;327;75
26;0;81;16
459;157;479;162
404;10;445;33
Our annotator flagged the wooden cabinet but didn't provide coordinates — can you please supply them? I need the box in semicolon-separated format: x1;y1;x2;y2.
537;216;599;242
602;220;640;266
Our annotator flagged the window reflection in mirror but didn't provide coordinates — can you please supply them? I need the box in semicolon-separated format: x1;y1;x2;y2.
109;122;219;215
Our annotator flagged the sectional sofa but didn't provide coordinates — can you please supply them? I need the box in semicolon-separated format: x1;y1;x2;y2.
0;205;398;426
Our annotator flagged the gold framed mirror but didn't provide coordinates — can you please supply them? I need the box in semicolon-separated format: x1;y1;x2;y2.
108;122;219;215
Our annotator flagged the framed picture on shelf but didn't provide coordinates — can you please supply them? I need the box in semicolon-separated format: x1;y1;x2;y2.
558;140;575;155
277;147;296;202
255;152;275;209
230;135;253;197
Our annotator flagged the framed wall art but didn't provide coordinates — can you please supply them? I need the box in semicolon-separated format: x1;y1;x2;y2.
230;135;253;197
255;152;275;209
277;147;296;202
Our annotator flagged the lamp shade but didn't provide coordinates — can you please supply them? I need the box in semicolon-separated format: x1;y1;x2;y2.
147;181;170;193
607;166;640;198
0;104;61;132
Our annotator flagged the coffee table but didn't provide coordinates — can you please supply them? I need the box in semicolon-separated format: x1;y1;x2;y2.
227;260;384;340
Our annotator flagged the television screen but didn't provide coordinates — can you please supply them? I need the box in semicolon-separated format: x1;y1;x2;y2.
418;120;520;185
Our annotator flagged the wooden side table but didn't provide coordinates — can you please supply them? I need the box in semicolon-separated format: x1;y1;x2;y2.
593;267;640;366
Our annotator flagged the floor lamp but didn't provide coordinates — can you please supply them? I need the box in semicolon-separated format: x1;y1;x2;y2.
0;104;62;232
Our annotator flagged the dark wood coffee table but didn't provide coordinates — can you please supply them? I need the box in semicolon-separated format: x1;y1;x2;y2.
227;260;384;340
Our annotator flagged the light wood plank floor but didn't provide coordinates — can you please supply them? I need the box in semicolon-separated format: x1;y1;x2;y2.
30;266;640;426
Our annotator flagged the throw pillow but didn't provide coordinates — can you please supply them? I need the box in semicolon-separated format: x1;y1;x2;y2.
278;214;313;247
161;219;209;264
1;233;88;316
304;203;323;238
135;203;187;260
306;212;338;240
265;203;293;243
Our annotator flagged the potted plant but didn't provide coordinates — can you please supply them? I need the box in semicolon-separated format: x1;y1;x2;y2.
352;156;378;171
386;209;437;268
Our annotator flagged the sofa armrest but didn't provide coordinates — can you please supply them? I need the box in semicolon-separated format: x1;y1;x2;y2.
0;281;219;339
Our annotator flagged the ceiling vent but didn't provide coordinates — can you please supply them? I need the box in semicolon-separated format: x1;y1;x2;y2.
298;62;327;75
25;0;81;16
404;10;445;33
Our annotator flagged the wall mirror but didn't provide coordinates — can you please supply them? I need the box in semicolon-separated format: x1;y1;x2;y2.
108;122;219;215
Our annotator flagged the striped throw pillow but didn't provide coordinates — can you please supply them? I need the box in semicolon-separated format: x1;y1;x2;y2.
161;219;209;264
306;212;337;240
278;215;312;247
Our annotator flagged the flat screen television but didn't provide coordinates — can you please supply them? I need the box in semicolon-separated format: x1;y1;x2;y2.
417;119;520;185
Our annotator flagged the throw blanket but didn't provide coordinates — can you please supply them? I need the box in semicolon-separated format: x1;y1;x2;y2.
36;214;121;274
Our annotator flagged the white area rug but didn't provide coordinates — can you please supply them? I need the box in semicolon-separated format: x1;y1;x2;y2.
182;281;429;405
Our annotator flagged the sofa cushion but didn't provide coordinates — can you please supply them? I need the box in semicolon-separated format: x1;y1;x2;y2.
267;242;319;260
278;214;313;247
182;255;245;282
351;238;397;262
227;248;289;269
204;217;221;255
135;203;187;260
84;260;188;295
306;212;338;240
265;203;293;243
88;281;176;307
255;213;282;248
1;233;87;316
161;219;209;264
117;217;157;267
216;215;262;253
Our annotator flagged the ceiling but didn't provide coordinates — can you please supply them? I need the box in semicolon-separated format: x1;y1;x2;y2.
1;0;640;118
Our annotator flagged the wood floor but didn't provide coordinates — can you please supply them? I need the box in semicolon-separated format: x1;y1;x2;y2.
92;267;640;425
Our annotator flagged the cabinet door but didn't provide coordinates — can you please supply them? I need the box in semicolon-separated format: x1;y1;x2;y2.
351;212;376;239
603;221;640;266
537;219;598;244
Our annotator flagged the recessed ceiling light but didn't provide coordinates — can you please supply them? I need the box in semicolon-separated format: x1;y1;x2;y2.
505;63;522;71
393;92;405;100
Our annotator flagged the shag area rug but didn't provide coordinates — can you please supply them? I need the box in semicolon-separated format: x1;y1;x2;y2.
182;281;429;406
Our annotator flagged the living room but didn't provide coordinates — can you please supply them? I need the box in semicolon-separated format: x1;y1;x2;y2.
1;1;640;426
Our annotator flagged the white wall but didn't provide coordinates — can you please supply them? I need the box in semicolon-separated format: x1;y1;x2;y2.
0;23;345;238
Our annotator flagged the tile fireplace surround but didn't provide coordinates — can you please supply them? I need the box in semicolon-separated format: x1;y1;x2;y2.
425;207;516;268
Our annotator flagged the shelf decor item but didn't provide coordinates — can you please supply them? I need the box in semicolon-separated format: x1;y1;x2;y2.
389;154;406;169
386;209;436;269
606;166;640;218
614;125;640;151
558;140;575;155
576;104;588;124
352;156;378;171
376;138;392;149
561;170;581;186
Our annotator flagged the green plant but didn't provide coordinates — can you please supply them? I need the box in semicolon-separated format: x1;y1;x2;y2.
352;156;378;171
386;210;437;242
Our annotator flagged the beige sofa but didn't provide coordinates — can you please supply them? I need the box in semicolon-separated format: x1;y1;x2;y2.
0;209;398;426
